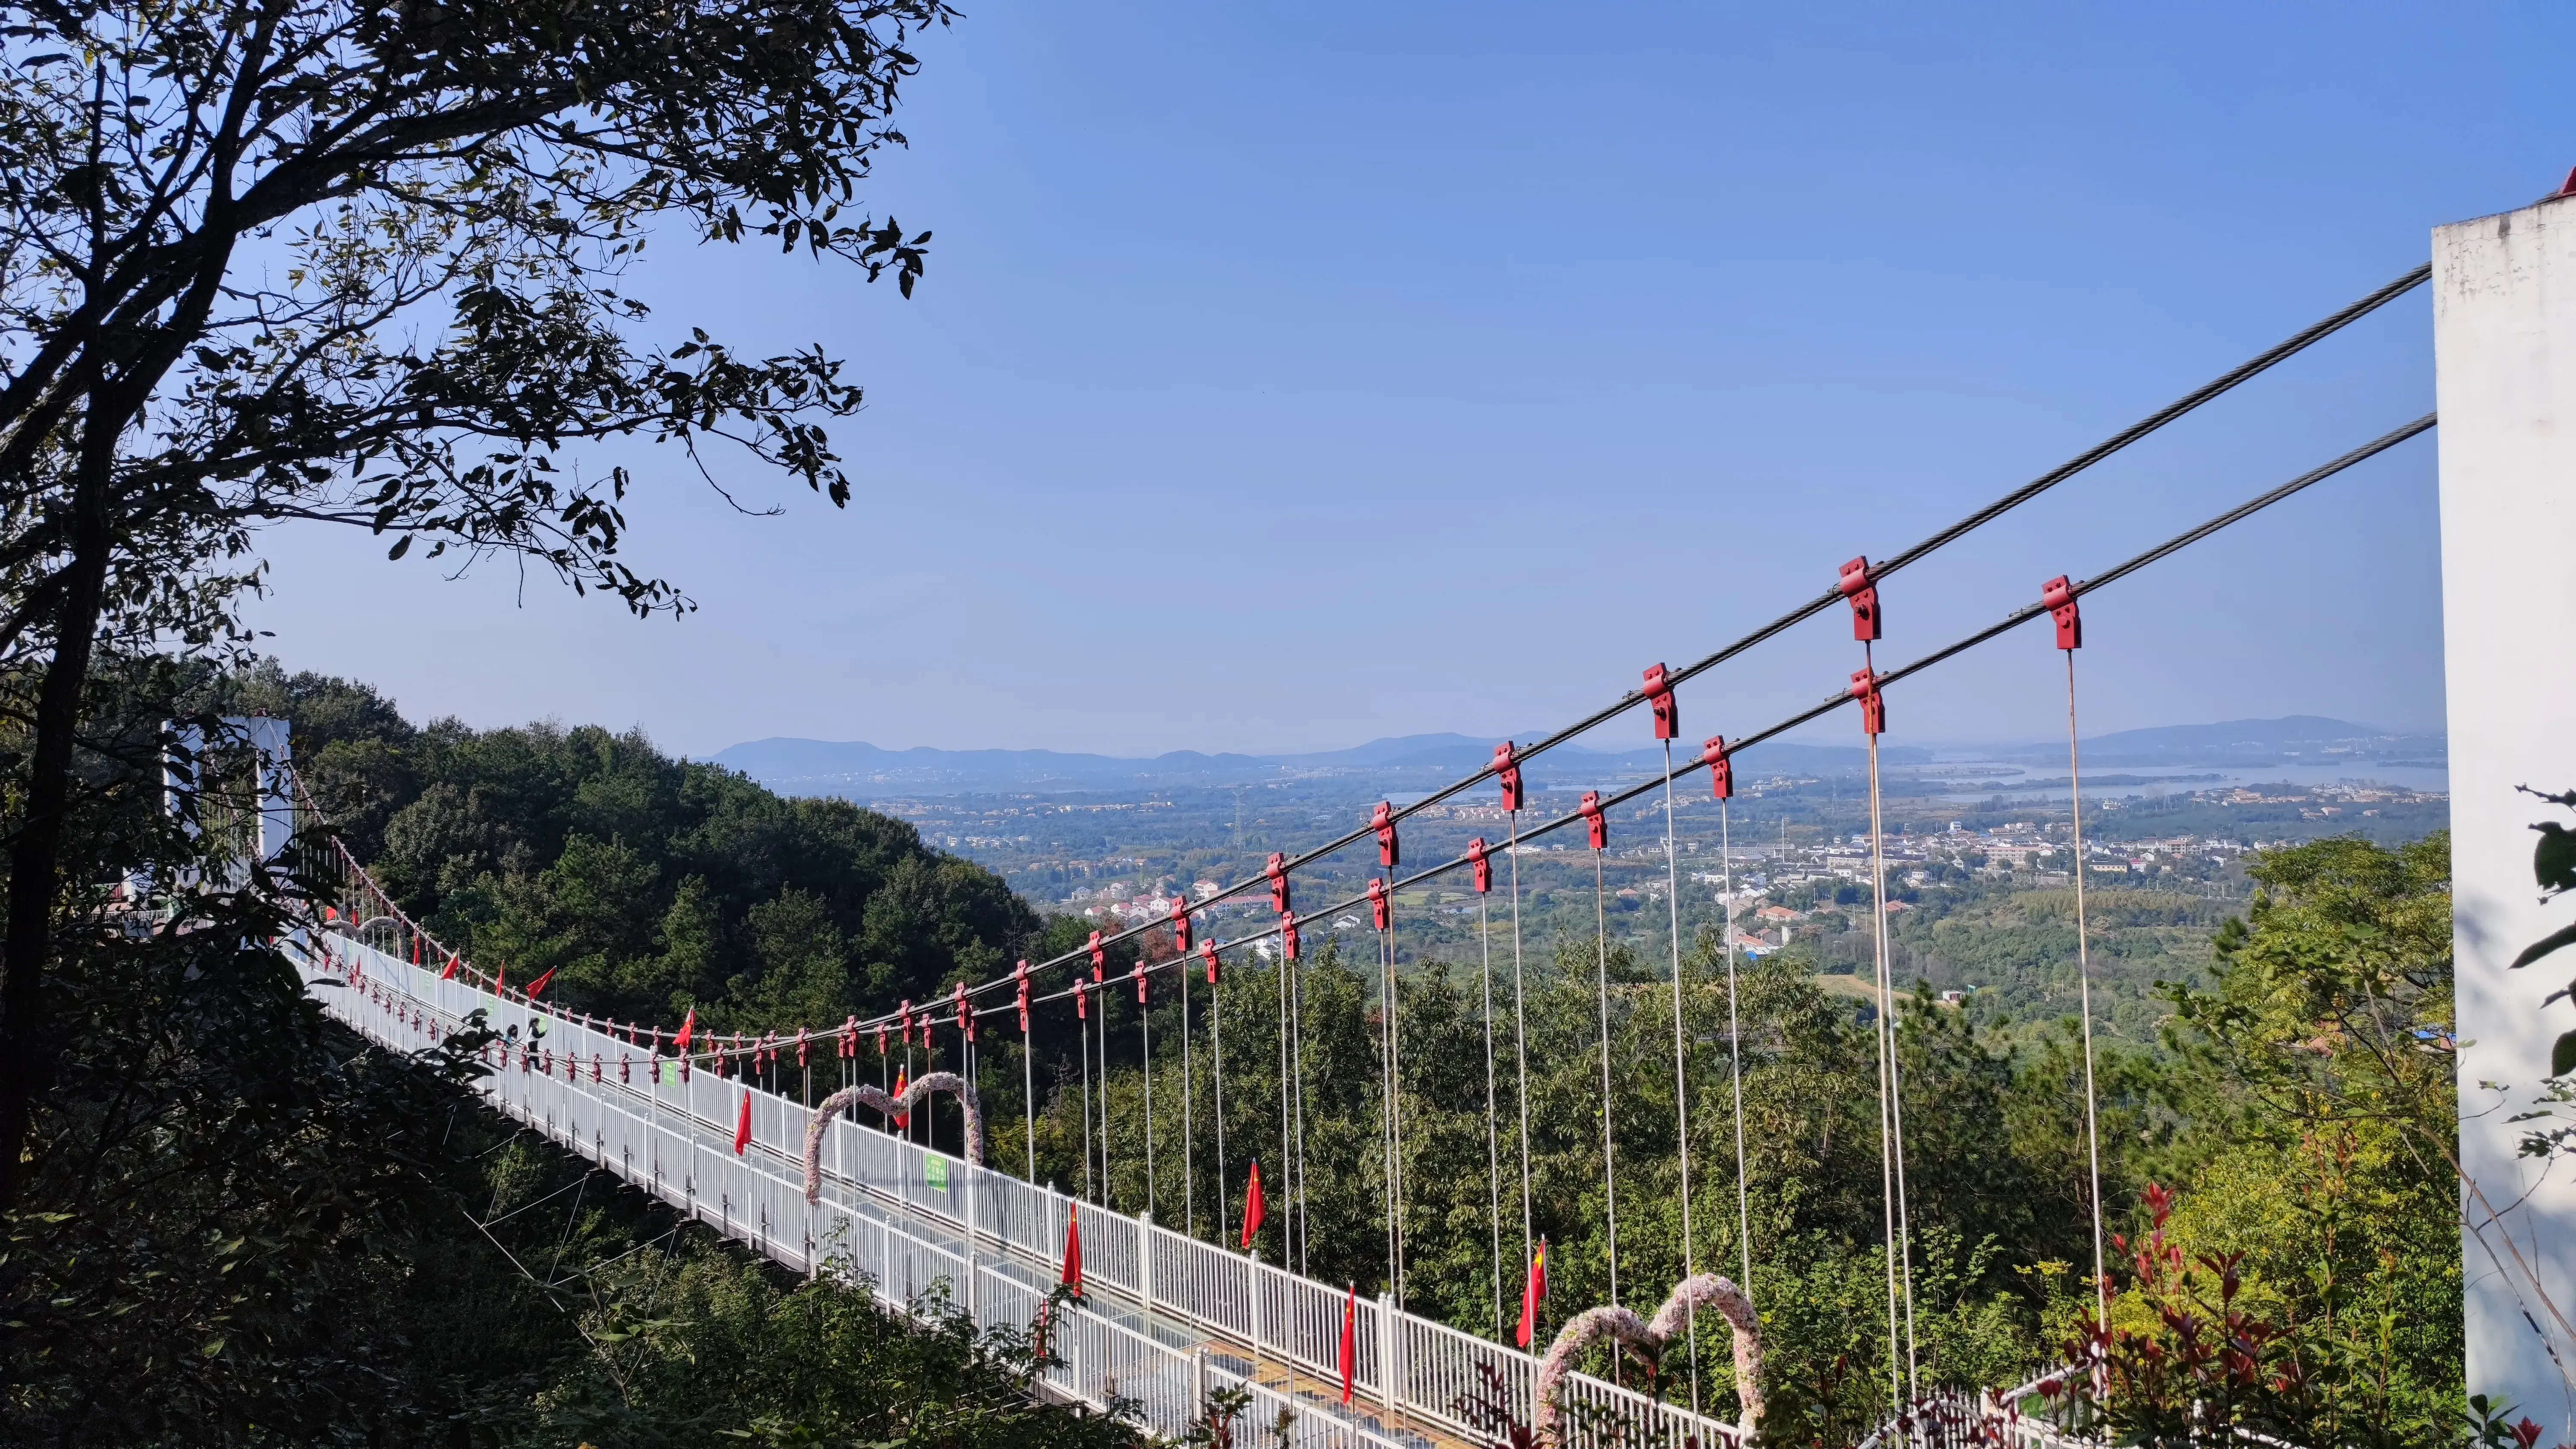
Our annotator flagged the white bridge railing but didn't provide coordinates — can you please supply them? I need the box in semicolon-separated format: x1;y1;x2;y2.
297;928;1754;1449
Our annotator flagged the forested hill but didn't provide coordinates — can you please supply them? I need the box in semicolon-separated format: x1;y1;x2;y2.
222;664;1039;1033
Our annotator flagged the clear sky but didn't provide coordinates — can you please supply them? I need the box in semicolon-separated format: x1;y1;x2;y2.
247;1;2573;759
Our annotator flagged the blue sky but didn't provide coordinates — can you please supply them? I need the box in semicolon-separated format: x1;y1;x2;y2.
248;1;2571;758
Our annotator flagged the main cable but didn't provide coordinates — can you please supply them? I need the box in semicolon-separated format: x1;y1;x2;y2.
1157;414;2436;984
798;266;2431;1039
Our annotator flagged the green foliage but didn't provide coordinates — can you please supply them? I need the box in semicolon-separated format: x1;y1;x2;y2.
2046;834;2464;1443
226;661;1041;1035
2508;787;2576;1088
532;1221;1133;1449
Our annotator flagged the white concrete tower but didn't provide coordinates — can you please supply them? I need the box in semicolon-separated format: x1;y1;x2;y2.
2436;179;2576;1434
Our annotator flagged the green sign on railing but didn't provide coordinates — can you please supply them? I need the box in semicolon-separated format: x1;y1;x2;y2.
926;1157;948;1190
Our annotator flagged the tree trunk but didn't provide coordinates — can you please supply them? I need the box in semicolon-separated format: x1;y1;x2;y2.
0;404;118;1209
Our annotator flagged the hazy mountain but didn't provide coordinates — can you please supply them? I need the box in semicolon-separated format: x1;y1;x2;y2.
708;731;1932;799
1995;716;2447;768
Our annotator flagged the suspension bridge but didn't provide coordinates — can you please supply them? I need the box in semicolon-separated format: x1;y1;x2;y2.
259;254;2449;1449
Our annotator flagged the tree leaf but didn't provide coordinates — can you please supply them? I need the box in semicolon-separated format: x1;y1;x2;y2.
2556;1032;2576;1080
2510;920;2576;971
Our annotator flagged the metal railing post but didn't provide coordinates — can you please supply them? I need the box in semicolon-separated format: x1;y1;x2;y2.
1379;1290;1401;1421
1139;1210;1156;1332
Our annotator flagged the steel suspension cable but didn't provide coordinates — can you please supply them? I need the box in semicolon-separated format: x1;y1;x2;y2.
1291;940;1311;1275
1721;796;1753;1301
1863;682;1906;1422
1024;1006;1037;1183
1592;838;1618;1309
1182;950;1197;1239
805;266;2430;1047
1381;914;1399;1304
1661;738;1701;1413
2066;649;2109;1348
1479;888;1504;1337
1098;972;1112;1207
1509;806;1534;1312
1389;891;1407;1309
1212;947;1230;1250
1861;641;1921;1407
1277;940;1292;1261
1080;988;1095;1204
1142;978;1157;1222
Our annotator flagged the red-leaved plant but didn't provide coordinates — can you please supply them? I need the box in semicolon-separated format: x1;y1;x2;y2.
2041;1183;2317;1445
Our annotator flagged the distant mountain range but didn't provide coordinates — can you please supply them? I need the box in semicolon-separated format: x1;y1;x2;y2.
710;716;2445;801
707;732;1934;799
1983;716;2445;769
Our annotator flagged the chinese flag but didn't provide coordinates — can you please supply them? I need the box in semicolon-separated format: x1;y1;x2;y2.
674;1008;696;1052
1240;1160;1266;1250
494;965;506;999
1061;1204;1084;1294
891;1068;910;1131
525;966;556;999
440;952;458;981
1339;1283;1358;1404
733;1090;753;1155
1516;1238;1549;1348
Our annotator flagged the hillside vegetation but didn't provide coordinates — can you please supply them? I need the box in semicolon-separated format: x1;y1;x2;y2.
228;664;1041;1034
3;665;2471;1446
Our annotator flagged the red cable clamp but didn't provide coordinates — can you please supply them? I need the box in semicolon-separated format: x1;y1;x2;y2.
1075;973;1088;1020
1134;961;1150;1007
1850;668;1887;735
1202;936;1221;985
1702;736;1733;801
1643;663;1679;740
798;1027;811;1068
1494;742;1524;812
875;1020;888;1057
2042;574;2082;651
900;999;913;1046
1016;961;1032;1033
1368;877;1391;932
1281;915;1301;963
842;1015;858;1059
1580;791;1607;851
1467;837;1492;894
1267;853;1292;916
1089;929;1108;975
955;980;973;1044
1171;895;1193;953
1371;800;1400;868
1839;556;1882;641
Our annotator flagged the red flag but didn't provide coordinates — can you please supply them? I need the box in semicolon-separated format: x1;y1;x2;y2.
891;1068;910;1130
439;952;458;981
493;965;505;998
1516;1238;1549;1348
1339;1283;1358;1404
411;934;421;965
733;1089;753;1155
674;1008;696;1052
1241;1160;1266;1249
524;966;556;999
1061;1204;1084;1293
